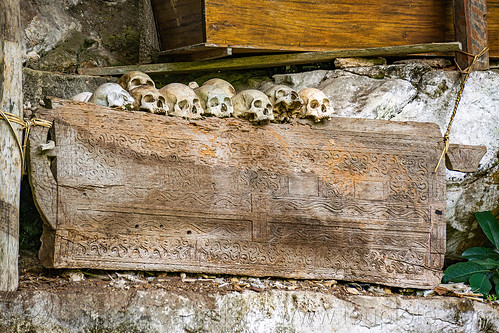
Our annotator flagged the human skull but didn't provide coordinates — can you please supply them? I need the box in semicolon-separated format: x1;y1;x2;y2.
117;71;155;92
88;83;134;109
264;84;303;122
158;83;203;119
71;92;92;102
129;85;168;114
298;88;334;122
195;85;234;118
202;78;236;96
232;90;274;124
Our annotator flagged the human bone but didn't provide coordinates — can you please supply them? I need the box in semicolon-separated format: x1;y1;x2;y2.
129;85;168;114
117;71;155;92
158;83;203;119
195;84;234;118
202;78;236;96
264;84;303;122
88;83;134;109
71;92;92;102
298;88;334;122
188;81;200;89
232;89;274;124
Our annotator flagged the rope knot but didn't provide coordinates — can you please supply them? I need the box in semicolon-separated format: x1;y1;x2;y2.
0;109;52;175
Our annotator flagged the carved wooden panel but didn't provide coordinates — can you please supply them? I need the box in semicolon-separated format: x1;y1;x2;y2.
29;100;446;288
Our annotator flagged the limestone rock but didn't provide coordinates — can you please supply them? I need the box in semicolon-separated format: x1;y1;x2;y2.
393;58;453;68
23;68;115;107
21;0;140;73
273;70;329;92
319;71;417;119
0;289;498;332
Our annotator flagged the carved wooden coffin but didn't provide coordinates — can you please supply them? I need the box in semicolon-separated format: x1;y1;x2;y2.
29;99;446;288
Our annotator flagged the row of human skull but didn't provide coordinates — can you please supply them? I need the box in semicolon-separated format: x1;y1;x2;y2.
72;71;335;123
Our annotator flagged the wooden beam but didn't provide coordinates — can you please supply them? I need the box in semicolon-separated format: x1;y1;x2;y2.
453;0;489;70
78;42;462;76
180;47;233;62
0;0;22;291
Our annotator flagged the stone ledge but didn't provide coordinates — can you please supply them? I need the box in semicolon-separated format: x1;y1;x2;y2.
1;288;498;333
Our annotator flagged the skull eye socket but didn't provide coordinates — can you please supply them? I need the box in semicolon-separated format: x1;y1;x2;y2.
310;100;320;109
192;99;200;114
224;97;231;105
146;80;154;87
209;97;219;107
178;100;189;110
158;96;165;106
144;94;155;103
323;99;330;106
291;92;299;100
131;78;142;87
263;104;272;115
277;89;288;98
253;100;262;108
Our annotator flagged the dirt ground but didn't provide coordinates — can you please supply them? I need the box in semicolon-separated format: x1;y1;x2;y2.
17;250;415;298
19;249;498;310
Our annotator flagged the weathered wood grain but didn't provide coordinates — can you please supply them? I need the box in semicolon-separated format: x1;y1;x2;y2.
204;0;454;51
138;0;161;63
454;0;489;69
151;0;204;51
488;0;499;57
151;0;454;53
78;42;462;76
30;99;446;289
0;0;22;291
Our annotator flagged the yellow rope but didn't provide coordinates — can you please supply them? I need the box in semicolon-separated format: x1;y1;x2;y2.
0;109;52;174
433;47;489;173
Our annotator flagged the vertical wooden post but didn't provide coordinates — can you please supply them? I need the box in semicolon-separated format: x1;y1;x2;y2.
0;0;23;291
453;0;489;70
139;0;160;64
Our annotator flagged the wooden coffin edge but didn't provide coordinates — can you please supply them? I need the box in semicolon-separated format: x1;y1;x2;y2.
27;111;59;268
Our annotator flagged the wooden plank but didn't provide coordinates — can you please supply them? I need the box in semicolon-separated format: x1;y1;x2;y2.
30;99;446;289
454;0;489;69
181;47;232;61
150;0;204;51
203;0;454;52
0;0;22;291
78;42;462;76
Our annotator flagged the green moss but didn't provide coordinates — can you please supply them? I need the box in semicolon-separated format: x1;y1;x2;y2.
99;26;139;65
